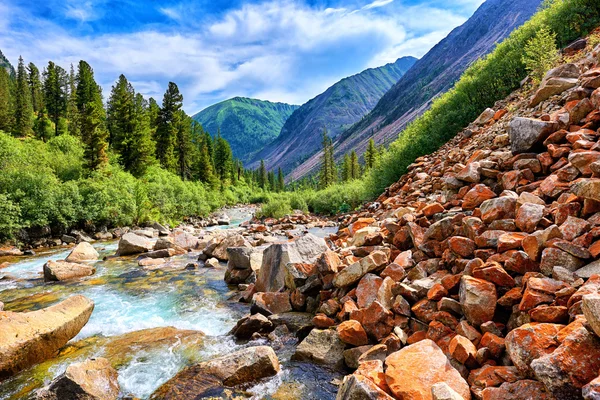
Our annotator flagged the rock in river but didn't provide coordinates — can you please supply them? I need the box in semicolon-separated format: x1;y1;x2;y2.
0;295;94;379
150;346;280;399
116;232;153;256
65;242;99;263
43;260;96;282
37;357;120;400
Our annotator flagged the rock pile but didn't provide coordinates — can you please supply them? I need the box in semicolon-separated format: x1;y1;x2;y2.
232;38;600;399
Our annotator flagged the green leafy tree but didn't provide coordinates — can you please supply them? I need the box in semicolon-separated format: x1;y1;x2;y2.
43;61;67;136
156;82;182;172
523;27;559;84
14;56;33;137
33;109;54;142
27;62;43;113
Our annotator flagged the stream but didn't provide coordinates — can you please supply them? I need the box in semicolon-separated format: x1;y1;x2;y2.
0;208;342;400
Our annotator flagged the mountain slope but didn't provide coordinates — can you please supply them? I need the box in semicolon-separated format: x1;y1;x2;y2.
192;97;298;163
288;0;543;182
248;56;417;172
0;50;14;77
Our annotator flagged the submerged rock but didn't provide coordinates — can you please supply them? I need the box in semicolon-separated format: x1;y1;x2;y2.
0;295;94;379
150;346;280;399
43;260;95;282
37;357;119;400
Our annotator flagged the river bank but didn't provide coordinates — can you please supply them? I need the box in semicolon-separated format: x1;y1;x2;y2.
0;206;341;400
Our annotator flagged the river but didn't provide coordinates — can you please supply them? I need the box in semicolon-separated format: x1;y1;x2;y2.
0;208;341;399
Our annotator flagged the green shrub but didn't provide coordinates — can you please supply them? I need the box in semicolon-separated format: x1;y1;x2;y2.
257;197;292;219
308;180;368;215
523;27;559;83
0;194;21;239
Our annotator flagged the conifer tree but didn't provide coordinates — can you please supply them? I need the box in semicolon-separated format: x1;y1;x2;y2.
190;121;215;184
175;111;194;180
156;82;182;172
27;62;43;113
214;131;233;181
268;171;276;191
0;67;14;132
76;61;108;169
319;129;336;188
147;97;160;139
365;138;377;170
67;64;80;137
107;74;134;147
350;150;360;179
43;61;67;136
277;168;285;192
14;57;33;137
341;153;352;181
33;110;53;142
258;160;268;189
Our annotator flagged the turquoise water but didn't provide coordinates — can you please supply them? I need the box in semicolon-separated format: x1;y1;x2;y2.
0;210;341;399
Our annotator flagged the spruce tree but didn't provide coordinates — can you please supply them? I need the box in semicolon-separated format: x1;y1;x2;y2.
14;56;33;137
147;97;160;140
214;131;233;182
107;74;134;148
342;154;351;181
33;110;53;142
76;61;108;169
258;160;268;189
67;64;80;137
43;61;67;136
27;62;43;113
156;82;182;172
365;138;377;170
193;128;216;184
350;150;360;179
175;111;194;180
277;168;285;192
0;66;14;133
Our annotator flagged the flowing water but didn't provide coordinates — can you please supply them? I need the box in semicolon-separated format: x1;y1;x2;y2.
0;209;342;400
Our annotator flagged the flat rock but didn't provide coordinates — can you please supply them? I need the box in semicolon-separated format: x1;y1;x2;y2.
65;242;99;263
293;328;346;367
43;260;96;282
0;295;94;378
116;233;153;256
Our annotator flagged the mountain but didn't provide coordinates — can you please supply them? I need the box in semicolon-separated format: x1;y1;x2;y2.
248;56;417;172
192;97;299;163
0;50;14;77
287;0;543;182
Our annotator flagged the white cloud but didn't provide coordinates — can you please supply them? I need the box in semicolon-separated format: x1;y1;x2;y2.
65;1;97;22
363;0;394;10
0;0;478;113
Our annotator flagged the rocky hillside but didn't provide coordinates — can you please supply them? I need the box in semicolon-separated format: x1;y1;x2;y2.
0;50;14;77
248;57;417;173
287;0;543;182
227;35;600;399
192;97;298;163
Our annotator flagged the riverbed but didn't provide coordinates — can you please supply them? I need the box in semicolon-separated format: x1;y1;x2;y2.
0;209;342;399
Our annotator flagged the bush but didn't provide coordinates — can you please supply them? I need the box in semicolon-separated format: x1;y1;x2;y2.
308;180;368;215
523;27;559;83
256;197;292;219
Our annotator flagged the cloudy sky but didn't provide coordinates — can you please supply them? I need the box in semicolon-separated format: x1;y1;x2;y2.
0;0;485;114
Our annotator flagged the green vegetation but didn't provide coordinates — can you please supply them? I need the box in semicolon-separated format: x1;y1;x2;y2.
0;57;277;240
192;97;298;163
523;27;560;83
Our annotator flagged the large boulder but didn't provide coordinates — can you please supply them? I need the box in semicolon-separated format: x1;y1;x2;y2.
293;328;346;367
169;230;199;250
0;295;94;378
226;246;265;272
65;242;99;263
150;346;279;399
43;260;96;282
210;234;250;261
529;64;579;107
37;358;119;400
508;117;558;154
116;233;153;256
384;339;471;400
255;234;328;293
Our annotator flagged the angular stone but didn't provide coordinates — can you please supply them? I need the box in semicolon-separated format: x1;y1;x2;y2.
480;197;517;223
384;340;471;400
357;274;384;308
463;185;497;210
251;292;292;316
572;178;600;202
505;323;562;374
336;374;395;400
337;320;369;347
540;247;585;275
43;260;95;282
582;294;600;337
508;117;558;154
515;203;545;233
459;276;496;327
232;314;273;339
0;295;94;378
37;358;119;400
293;328;346;367
449;335;477;365
116;233;153;256
481;379;555;400
431;382;466;400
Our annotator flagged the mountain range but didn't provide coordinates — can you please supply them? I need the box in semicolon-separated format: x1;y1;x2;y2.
247;56;417;172
285;0;544;181
192;97;298;163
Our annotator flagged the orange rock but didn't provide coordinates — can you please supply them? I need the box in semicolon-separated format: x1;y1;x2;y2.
497;232;527;253
427;284;448;301
479;332;505;359
481;379;555;400
449;335;477;365
505;323;563;374
463;185;497;210
448;236;476;258
459;276;497;327
384;339;471;400
473;261;515;287
313;314;335;328
355;360;392;395
422;202;445;216
337;320;369;347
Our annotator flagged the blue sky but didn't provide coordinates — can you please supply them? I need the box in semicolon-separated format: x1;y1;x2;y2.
0;0;485;114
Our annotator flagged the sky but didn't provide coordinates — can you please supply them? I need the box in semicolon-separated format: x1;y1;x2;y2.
0;0;486;114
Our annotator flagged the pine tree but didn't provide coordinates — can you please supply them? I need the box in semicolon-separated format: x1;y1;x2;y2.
147;97;160;139
43;61;67;136
175;111;194;180
156;82;183;172
76;61;108;169
107;74;134;148
277;168;285;192
350;150;360;179
258;160;268;189
365;138;377;170
66;64;80;137
14;56;33;137
214;131;233;182
319;129;336;188
0;67;14;132
342;153;351;181
27;62;43;113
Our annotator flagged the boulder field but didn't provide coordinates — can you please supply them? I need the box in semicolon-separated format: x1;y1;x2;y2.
226;38;600;399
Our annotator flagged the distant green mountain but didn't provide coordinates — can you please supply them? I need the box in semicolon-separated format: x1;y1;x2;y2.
192;97;299;163
248;56;417;173
0;50;14;77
